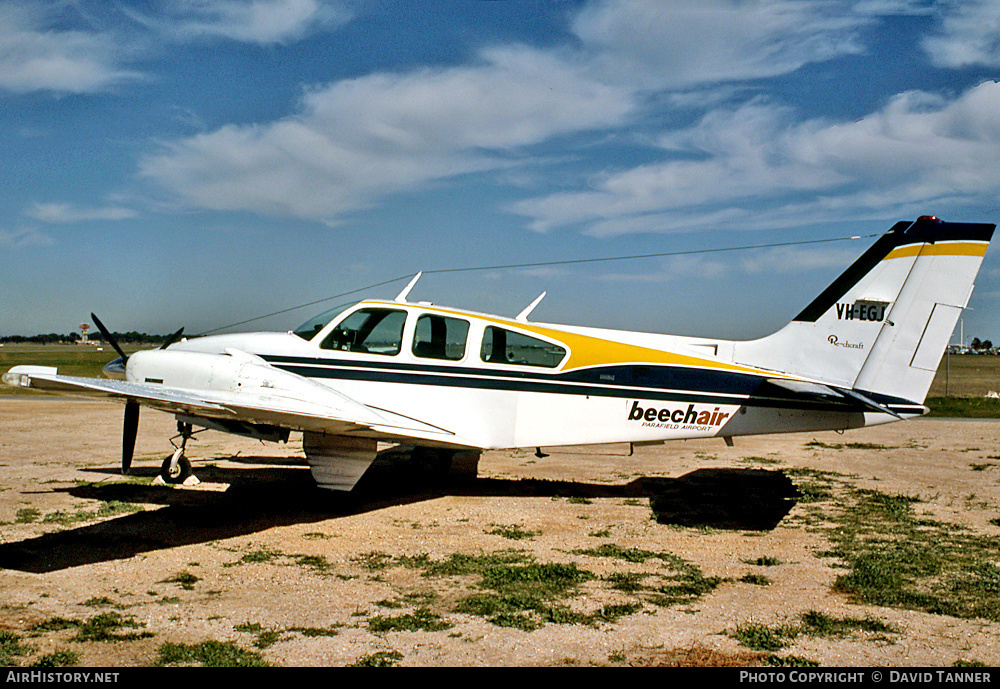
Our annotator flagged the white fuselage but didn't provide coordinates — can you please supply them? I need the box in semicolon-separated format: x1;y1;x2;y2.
135;299;876;451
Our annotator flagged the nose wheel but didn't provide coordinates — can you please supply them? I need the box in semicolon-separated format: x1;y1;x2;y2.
156;421;200;486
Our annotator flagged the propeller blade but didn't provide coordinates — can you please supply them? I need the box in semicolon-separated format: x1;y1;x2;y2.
90;313;127;362
122;400;139;474
160;326;185;350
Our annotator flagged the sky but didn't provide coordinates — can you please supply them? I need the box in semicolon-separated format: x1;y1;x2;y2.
2;0;1000;344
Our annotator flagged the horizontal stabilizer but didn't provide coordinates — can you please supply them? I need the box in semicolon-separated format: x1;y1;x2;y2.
765;377;902;418
838;388;902;419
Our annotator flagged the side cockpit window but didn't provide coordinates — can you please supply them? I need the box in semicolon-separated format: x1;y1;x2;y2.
412;314;470;361
480;326;566;368
293;303;353;341
321;308;406;355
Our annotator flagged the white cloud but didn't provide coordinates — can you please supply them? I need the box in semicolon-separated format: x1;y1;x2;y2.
738;245;862;273
0;228;53;248
590;243;859;285
132;1;1000;235
139;46;636;221
513;81;1000;235
922;0;1000;67
0;3;140;94
147;0;351;45
596;254;728;283
137;1;888;222
0;1;350;95
25;203;138;223
570;0;870;89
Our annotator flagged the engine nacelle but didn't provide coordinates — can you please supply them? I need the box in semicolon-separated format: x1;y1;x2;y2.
124;347;389;428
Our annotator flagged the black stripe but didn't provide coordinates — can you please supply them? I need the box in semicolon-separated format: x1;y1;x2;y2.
262;355;918;414
272;360;752;405
794;225;908;322
263;354;766;397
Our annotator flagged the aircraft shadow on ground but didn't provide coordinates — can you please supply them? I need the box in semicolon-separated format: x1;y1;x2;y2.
0;454;798;573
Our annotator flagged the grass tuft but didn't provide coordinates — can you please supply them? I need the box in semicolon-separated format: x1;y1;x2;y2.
157;641;269;667
368;608;453;633
0;631;32;666
73;612;153;642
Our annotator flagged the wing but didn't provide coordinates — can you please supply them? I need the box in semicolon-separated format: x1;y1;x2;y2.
3;364;458;443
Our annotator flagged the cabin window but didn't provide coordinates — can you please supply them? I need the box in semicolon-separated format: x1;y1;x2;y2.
412;314;470;361
480;326;566;368
320;308;406;355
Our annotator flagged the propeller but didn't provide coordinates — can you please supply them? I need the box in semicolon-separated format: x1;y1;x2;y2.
90;312;127;362
122;400;139;474
91;313;137;474
160;326;185;350
90;313;185;475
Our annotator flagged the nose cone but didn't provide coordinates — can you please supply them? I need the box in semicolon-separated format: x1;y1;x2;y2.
102;356;127;380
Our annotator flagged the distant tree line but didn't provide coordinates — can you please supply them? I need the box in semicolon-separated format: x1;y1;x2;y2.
970;337;995;351
0;332;175;345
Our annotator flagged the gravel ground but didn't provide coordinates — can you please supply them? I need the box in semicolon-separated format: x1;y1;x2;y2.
1;398;999;667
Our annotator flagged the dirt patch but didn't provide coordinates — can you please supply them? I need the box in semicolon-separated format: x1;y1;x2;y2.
1;398;999;667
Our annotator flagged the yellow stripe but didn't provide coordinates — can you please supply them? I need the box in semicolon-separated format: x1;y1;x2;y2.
884;241;988;260
544;330;763;374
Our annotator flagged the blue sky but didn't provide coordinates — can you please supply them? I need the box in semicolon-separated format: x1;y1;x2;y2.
2;0;1000;344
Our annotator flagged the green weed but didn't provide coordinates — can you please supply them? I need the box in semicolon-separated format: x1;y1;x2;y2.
29;617;79;633
159;571;200;591
747;556;782;567
289;625;340;638
763;654;819;667
821;486;1000;620
29;650;79;667
234;547;284;565
81;596;120;608
157;641;269;667
234;623;284;649
487;524;541;540
351;650;403;667
605;571;647;592
368;608;453;633
14;508;40;523
0;631;32;666
799;611;898;637
805;440;895;450
734;623;796;651
732;610;897;653
73;612;153;642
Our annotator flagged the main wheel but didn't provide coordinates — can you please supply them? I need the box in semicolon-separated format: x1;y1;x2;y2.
159;454;192;484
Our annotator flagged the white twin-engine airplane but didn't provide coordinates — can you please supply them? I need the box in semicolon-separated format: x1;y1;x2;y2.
3;216;994;491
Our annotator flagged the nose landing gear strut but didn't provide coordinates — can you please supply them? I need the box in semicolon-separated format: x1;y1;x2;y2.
155;421;200;486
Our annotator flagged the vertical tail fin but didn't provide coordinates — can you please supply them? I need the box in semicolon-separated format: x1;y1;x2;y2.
733;217;994;404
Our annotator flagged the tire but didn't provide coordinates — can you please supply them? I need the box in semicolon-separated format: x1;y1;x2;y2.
159;454;192;484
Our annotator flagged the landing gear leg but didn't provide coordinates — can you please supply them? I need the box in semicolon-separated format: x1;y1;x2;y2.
156;421;199;486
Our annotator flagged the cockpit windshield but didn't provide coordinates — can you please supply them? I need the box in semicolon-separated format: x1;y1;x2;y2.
292;303;355;341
